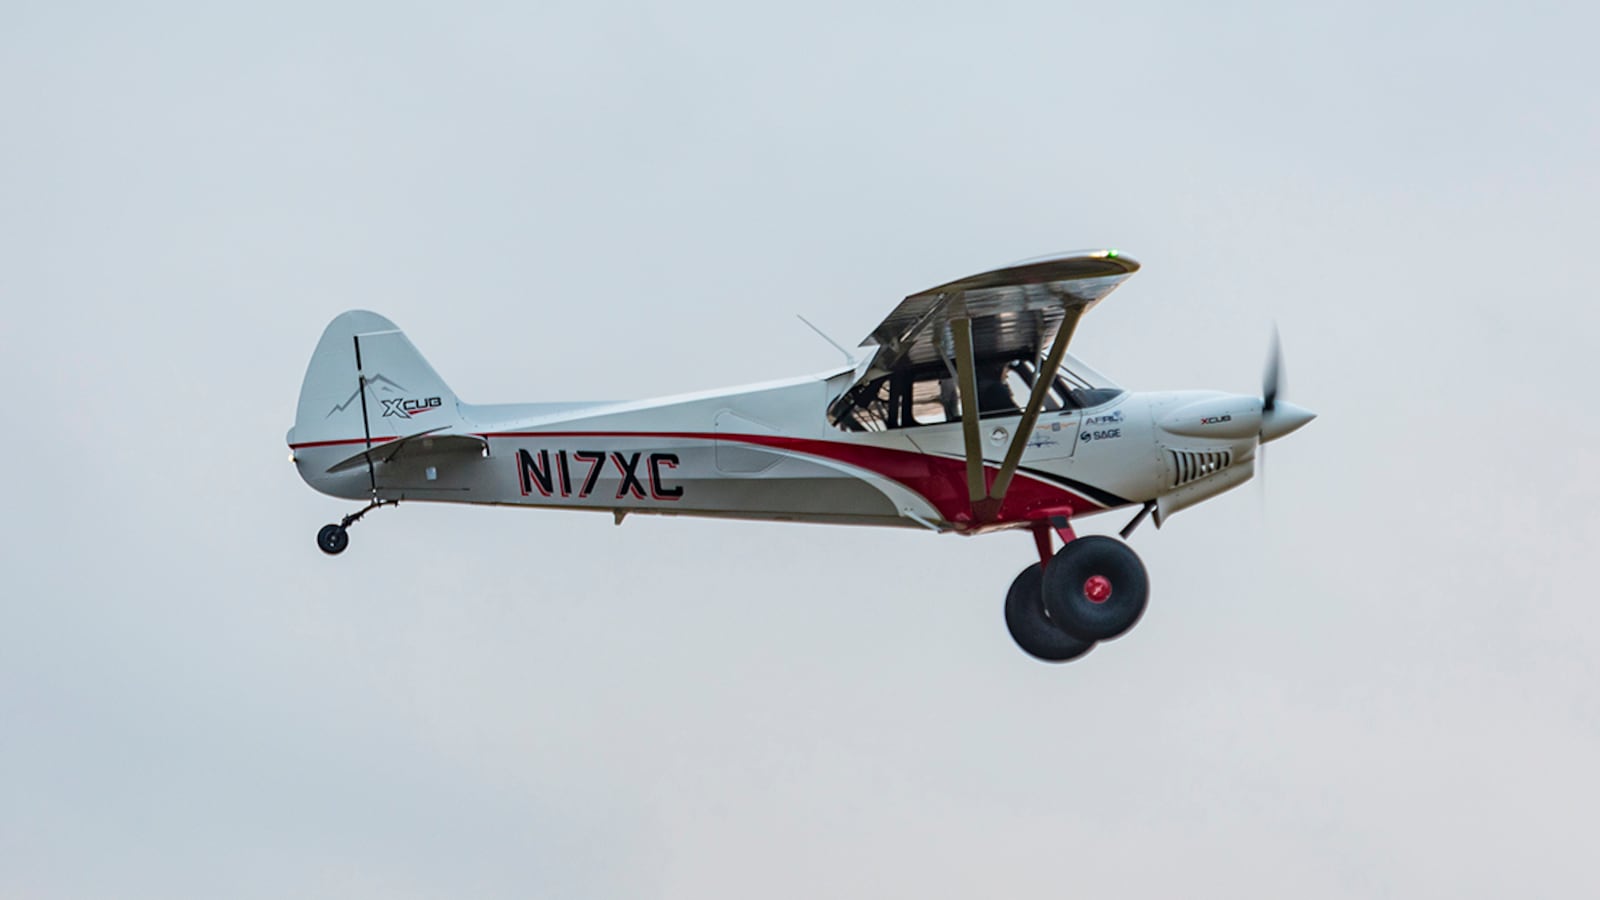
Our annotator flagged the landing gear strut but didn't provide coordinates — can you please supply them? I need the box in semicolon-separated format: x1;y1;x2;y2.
316;498;398;556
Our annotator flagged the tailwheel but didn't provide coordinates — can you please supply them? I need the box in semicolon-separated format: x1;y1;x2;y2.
317;524;349;555
313;497;397;556
1042;535;1149;642
1004;563;1095;663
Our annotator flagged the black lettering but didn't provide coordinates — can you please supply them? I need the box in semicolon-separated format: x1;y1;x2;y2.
612;452;648;499
574;451;605;498
518;448;554;496
649;452;683;499
556;450;573;497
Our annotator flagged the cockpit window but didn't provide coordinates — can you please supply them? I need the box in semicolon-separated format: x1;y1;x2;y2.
830;358;1123;432
1065;387;1124;409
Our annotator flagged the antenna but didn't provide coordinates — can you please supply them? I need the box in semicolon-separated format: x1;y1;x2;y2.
796;314;855;364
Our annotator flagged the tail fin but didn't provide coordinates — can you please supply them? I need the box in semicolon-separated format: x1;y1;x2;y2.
289;310;462;447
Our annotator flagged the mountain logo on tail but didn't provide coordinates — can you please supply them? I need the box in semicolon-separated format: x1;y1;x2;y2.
324;374;413;419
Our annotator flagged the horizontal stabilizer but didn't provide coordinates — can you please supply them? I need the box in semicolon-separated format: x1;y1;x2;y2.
325;428;489;474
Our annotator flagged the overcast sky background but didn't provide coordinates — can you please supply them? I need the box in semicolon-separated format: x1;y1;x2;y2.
3;1;1598;897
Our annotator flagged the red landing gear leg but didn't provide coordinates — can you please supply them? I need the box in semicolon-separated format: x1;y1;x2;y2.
1032;516;1077;568
1031;521;1053;568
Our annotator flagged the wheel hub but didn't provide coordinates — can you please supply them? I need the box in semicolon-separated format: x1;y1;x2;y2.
1083;574;1113;604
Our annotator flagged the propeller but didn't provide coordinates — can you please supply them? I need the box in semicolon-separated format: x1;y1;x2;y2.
1257;327;1281;496
1263;324;1281;415
1257;325;1315;466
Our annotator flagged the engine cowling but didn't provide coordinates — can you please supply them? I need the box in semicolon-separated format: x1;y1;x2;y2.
1156;394;1262;441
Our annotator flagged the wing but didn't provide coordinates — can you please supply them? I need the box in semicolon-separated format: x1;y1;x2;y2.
858;249;1138;378
831;250;1138;428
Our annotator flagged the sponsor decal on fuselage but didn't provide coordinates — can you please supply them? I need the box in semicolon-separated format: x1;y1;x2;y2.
1080;428;1122;442
1085;410;1123;426
517;448;683;501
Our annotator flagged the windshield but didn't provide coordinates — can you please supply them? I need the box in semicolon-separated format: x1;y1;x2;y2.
830;356;1123;432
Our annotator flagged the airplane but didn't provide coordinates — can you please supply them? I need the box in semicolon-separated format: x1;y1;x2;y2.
286;250;1314;662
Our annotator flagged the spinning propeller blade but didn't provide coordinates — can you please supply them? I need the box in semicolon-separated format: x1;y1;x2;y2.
1262;324;1281;414
1258;327;1278;498
1258;325;1315;447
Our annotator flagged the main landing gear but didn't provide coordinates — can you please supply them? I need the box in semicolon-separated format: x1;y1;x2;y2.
316;498;398;556
1004;521;1150;663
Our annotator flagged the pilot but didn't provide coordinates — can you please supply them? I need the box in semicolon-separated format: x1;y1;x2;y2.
974;362;1021;418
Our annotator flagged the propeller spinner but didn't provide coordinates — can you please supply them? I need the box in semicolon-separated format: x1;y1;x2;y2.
1259;327;1316;443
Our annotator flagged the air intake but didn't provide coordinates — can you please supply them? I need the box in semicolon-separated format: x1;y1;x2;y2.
1169;448;1232;487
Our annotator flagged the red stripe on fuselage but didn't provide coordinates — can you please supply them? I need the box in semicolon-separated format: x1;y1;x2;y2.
290;435;401;449
291;430;1103;528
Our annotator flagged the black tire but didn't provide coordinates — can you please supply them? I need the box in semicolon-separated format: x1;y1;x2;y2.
1042;535;1148;642
317;524;349;555
1004;563;1095;663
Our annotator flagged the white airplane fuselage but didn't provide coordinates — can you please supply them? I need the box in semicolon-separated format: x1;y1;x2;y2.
289;335;1298;534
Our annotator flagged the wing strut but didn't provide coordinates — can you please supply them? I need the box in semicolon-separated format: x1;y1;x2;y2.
983;306;1084;515
950;316;987;503
945;306;1085;522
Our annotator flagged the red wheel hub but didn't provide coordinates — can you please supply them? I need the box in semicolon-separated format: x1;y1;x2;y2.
1083;574;1113;604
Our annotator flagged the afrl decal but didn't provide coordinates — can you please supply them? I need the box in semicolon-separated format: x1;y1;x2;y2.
381;397;443;418
518;449;683;501
1085;410;1124;426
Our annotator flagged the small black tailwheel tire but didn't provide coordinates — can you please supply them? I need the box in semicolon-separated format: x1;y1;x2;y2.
1005;562;1095;663
1042;535;1149;642
317;524;350;556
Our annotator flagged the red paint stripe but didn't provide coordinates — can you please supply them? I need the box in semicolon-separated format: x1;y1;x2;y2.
289;435;401;449
290;429;1103;526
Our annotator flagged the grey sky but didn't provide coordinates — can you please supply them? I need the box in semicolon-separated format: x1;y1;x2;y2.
3;1;1598;897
